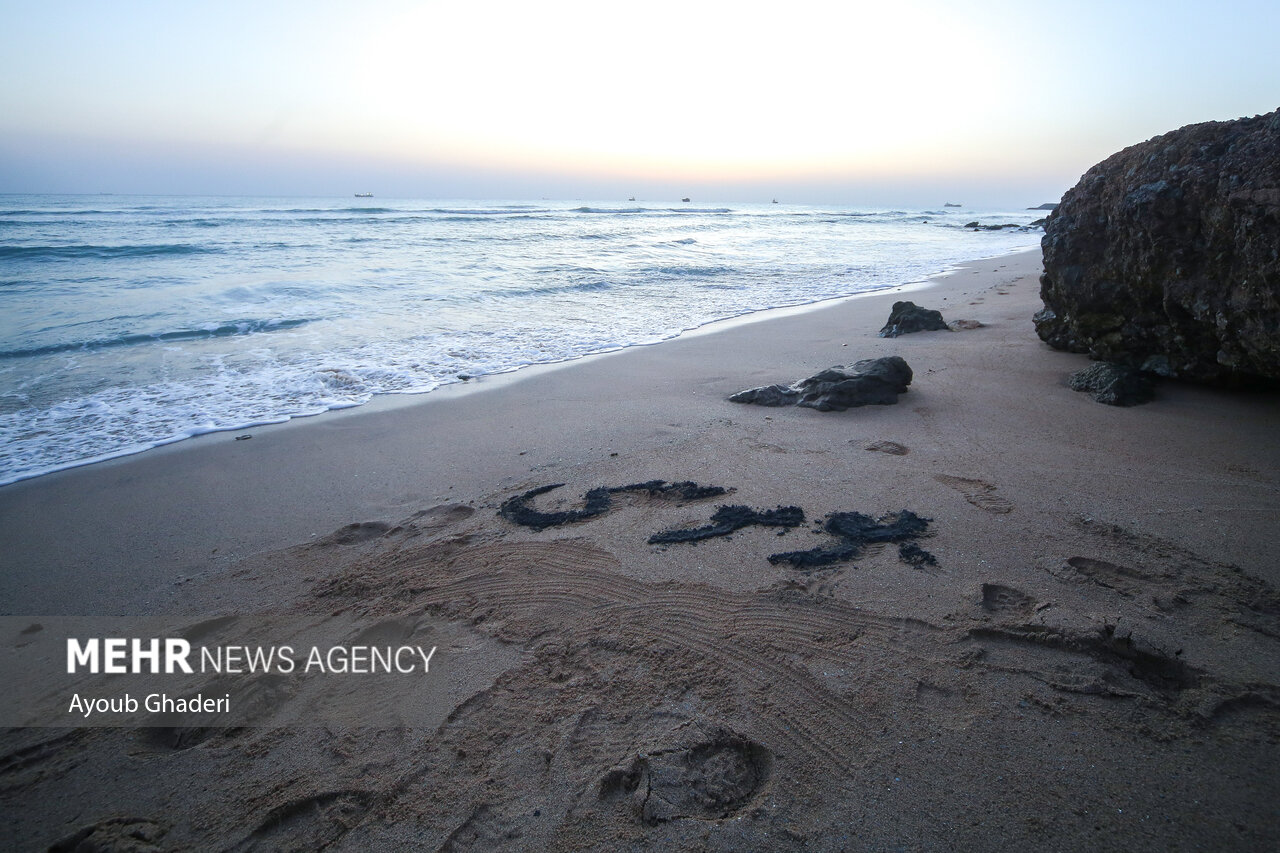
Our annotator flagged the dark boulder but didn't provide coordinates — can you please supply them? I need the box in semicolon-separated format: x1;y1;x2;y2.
1037;109;1280;385
1068;362;1156;407
879;301;948;337
730;357;912;412
725;384;798;407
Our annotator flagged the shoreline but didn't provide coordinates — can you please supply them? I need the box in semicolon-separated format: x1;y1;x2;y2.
1;249;1047;617
5;245;1278;610
0;242;1038;490
3;246;1279;850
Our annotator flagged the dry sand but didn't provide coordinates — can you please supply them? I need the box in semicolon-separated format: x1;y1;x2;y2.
2;249;1279;850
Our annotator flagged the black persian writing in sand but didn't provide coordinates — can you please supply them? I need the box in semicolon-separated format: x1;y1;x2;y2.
500;482;936;569
498;481;728;532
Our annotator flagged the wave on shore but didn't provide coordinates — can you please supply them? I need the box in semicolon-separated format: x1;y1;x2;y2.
0;196;1043;486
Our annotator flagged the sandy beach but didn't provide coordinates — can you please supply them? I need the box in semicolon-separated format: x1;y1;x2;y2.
3;248;1279;850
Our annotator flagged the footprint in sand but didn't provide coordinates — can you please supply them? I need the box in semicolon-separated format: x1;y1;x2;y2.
349;614;437;647
178;614;240;642
1063;556;1152;596
239;791;375;850
315;521;392;547
599;729;772;825
413;503;476;530
979;583;1037;616
51;818;170;852
934;475;1013;514
315;504;475;548
864;440;909;456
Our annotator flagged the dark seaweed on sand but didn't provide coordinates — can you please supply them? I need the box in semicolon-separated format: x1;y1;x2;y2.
500;481;729;532
769;510;933;569
649;505;806;545
898;541;938;568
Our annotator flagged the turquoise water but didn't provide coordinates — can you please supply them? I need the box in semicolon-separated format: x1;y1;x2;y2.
0;195;1043;485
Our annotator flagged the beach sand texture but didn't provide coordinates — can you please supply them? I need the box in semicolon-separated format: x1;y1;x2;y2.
3;250;1279;850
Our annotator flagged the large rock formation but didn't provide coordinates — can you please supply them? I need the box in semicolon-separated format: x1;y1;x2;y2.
1036;109;1280;384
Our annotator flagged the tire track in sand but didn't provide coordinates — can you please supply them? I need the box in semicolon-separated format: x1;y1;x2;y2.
329;539;951;787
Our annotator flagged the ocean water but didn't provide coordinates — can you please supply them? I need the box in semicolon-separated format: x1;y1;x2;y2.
0;195;1043;486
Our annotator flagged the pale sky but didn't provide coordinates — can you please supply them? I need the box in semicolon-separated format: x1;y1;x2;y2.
1;0;1276;205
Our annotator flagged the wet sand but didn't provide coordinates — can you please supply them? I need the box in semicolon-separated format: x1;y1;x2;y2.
3;249;1279;851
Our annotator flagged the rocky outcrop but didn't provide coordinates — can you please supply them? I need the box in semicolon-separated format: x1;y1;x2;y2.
729;357;912;412
879;301;948;337
1036;109;1280;385
1068;362;1155;407
964;221;1030;231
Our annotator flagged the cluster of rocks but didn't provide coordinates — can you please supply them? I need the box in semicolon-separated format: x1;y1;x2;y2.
727;301;984;411
1036;108;1280;387
728;356;913;412
729;108;1280;420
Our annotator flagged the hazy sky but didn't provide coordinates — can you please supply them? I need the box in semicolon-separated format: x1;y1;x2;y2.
1;0;1276;205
